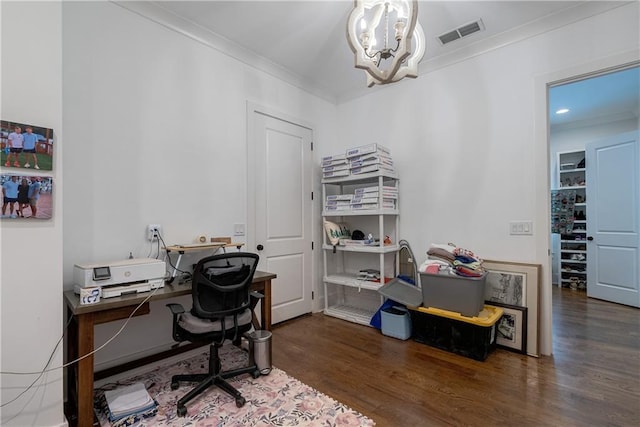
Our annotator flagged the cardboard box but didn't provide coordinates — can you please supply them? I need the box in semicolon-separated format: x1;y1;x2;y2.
345;143;391;158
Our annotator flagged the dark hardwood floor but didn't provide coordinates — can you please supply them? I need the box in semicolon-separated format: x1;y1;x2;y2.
271;287;640;426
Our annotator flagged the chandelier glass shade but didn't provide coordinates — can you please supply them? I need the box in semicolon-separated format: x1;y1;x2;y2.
347;0;425;86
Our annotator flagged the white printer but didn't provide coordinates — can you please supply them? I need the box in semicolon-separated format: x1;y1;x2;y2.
73;258;166;298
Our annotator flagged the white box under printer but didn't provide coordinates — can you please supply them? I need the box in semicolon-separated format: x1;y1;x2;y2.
74;258;166;299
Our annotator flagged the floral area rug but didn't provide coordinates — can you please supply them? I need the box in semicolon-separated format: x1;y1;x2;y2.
95;344;375;427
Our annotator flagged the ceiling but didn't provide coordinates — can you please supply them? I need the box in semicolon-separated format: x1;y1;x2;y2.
118;1;638;123
549;65;639;130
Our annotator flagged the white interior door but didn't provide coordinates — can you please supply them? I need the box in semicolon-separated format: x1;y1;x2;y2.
248;105;313;324
586;131;640;307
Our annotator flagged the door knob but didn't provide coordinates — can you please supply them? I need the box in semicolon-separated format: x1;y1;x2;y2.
256;244;264;251
587;236;594;241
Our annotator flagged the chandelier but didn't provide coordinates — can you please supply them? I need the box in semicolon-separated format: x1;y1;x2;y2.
346;0;425;87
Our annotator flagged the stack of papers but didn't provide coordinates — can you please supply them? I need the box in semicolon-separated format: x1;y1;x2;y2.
103;382;157;424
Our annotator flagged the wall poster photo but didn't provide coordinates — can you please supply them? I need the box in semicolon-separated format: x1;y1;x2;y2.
1;119;54;171
483;260;540;357
1;174;53;220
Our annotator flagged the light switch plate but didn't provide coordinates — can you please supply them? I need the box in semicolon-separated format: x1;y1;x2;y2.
510;221;533;235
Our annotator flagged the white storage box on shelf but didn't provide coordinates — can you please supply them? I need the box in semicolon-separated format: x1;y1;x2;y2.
346;143;391;158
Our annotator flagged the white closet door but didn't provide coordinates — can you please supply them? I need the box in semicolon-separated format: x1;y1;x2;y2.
586;131;639;308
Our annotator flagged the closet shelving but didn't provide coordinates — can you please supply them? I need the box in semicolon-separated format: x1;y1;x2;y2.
557;149;587;290
322;170;399;325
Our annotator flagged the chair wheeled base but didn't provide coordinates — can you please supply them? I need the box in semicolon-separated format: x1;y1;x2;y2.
170;343;262;417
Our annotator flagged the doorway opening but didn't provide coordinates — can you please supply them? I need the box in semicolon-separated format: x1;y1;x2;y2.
548;64;639;304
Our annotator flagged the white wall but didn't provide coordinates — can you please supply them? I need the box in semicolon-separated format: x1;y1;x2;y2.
62;2;336;370
550;118;639;184
0;2;66;426
330;3;639;355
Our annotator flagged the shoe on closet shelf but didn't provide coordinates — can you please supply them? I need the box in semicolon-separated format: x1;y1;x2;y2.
569;277;579;291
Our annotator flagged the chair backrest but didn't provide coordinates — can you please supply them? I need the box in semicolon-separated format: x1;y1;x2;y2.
191;252;259;320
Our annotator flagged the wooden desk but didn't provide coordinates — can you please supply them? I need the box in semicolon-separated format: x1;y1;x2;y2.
64;271;275;427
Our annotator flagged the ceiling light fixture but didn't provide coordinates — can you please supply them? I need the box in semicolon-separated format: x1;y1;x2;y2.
347;0;426;87
556;108;570;114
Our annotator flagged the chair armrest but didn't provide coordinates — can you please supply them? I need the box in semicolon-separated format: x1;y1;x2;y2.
166;303;186;343
250;291;264;300
166;303;185;315
249;291;263;310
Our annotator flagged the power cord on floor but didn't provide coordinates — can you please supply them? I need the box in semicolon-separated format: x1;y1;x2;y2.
0;287;160;408
0;314;74;409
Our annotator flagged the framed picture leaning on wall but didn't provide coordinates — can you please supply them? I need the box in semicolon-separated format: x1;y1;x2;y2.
483;260;540;357
488;301;528;354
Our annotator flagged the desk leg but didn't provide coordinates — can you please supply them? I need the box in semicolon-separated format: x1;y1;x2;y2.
77;313;96;427
262;279;272;331
66;307;78;415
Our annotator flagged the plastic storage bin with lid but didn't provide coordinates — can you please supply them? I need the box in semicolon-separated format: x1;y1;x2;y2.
409;305;503;361
419;270;487;317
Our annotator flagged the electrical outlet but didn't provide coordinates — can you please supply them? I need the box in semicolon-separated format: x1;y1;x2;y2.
234;223;246;236
147;224;162;241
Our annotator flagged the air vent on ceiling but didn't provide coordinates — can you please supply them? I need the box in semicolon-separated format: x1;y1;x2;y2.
438;19;485;45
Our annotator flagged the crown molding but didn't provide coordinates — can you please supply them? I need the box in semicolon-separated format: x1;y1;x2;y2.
110;1;339;104
111;1;632;106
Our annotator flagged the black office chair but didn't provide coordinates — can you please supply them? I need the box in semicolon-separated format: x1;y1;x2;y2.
166;252;262;417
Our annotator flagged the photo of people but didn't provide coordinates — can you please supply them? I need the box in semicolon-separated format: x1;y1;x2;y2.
1;120;54;171
1;174;53;220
